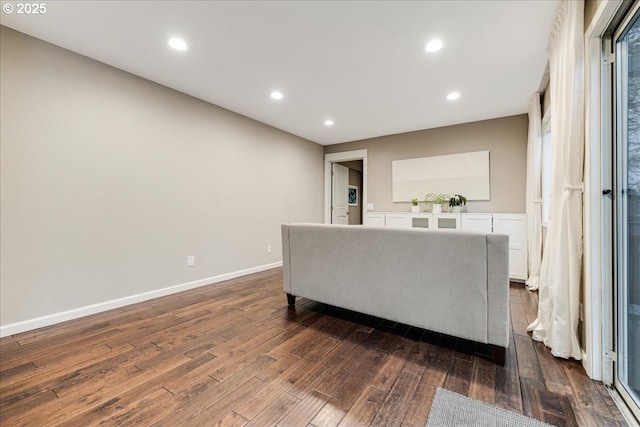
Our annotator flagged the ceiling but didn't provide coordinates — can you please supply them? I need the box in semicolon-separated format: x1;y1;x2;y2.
1;1;559;145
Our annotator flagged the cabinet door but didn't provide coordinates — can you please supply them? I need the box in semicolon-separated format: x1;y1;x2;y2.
385;213;412;228
461;214;493;233
433;214;461;230
365;213;386;226
493;214;527;280
411;214;433;229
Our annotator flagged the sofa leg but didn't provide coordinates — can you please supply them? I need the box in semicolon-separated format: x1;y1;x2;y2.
286;293;296;306
494;346;506;366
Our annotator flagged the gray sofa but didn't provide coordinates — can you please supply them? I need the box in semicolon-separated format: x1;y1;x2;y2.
281;223;510;364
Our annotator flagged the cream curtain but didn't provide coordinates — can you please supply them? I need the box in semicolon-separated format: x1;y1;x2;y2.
526;93;543;291
527;0;584;360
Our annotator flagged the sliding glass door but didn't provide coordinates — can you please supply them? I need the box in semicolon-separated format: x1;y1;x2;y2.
614;3;640;418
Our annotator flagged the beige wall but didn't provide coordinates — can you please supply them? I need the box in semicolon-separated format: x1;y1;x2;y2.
326;114;528;213
0;27;324;328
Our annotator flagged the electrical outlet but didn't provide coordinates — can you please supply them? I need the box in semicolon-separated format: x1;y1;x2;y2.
267;245;272;254
187;255;195;267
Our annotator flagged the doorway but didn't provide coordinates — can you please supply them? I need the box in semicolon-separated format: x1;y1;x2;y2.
331;163;350;224
324;150;368;225
334;160;363;225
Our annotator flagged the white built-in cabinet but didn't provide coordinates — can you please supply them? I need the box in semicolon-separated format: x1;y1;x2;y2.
492;214;528;281
365;212;464;229
411;214;433;229
461;213;494;233
365;213;386;226
364;212;527;280
385;213;412;228
433;213;461;230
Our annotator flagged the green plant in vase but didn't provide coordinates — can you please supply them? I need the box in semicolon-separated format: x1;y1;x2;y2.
449;194;467;212
424;193;449;213
410;198;420;213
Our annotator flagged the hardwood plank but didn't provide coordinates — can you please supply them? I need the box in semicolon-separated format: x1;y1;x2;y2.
234;336;342;419
288;328;384;400
533;340;574;396
509;283;523;304
520;287;539;316
494;338;524;414
59;387;178;427
153;376;265;426
564;360;623;426
0;328;124;372
0;361;36;382
308;347;387;427
443;357;473;395
510;301;530;337
369;370;421;427
368;339;413;392
243;391;299;427
0;343;139;413
514;334;544;382
401;348;449;427
337;386;386;427
0;389;57;421
148;352;220;397
469;356;496;404
0;339;20;350
402;340;434;376
278;390;331;427
216;411;250;427
14;347;191;427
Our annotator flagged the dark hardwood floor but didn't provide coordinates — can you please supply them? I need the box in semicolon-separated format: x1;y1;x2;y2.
0;268;628;426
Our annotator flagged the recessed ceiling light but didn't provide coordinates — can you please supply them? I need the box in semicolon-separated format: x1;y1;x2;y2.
425;39;443;53
270;91;283;100
168;37;188;51
324;119;334;126
447;92;461;100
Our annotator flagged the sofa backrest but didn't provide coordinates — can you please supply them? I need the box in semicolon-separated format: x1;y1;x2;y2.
282;223;510;347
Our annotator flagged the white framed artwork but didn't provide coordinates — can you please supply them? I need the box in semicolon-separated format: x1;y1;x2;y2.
348;185;358;206
392;151;490;202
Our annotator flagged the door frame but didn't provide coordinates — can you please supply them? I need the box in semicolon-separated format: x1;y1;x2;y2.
611;2;640;421
586;0;640;423
324;149;368;224
584;0;623;383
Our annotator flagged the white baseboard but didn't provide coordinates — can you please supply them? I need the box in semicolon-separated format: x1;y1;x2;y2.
0;261;283;338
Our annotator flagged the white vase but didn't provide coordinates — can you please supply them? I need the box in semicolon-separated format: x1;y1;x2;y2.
451;206;461;213
411;205;420;213
432;204;442;214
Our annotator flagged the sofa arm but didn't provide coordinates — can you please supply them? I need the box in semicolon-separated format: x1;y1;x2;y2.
281;224;292;294
486;233;510;348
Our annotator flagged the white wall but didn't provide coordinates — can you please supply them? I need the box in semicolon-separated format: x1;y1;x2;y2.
0;26;324;334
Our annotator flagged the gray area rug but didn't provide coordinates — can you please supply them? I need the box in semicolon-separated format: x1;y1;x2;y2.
426;388;554;427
